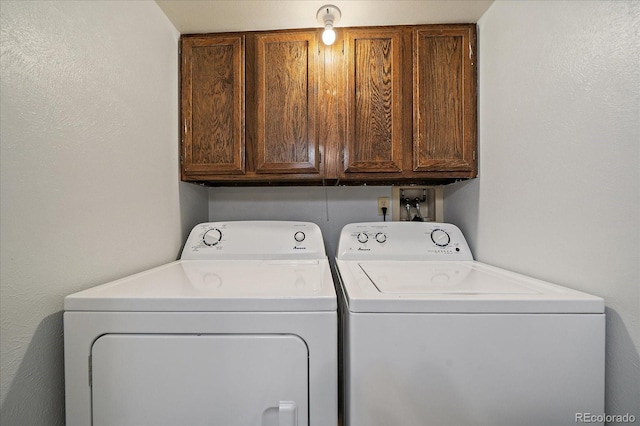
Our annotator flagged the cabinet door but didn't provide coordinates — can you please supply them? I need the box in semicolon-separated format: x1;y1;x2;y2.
413;26;476;173
252;31;320;175
181;35;245;178
343;28;404;174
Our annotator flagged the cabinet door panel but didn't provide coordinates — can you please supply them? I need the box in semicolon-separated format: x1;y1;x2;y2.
181;36;245;177
413;27;476;172
254;32;320;174
344;29;403;174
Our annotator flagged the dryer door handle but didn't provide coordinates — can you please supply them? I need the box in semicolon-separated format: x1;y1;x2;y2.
279;401;297;426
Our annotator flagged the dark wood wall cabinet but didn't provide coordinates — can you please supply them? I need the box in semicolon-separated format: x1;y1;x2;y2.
180;24;477;185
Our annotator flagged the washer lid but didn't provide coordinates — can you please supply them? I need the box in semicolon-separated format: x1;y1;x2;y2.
65;260;336;312
336;260;604;314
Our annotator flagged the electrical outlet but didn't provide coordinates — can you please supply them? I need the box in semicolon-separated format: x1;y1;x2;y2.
378;197;390;216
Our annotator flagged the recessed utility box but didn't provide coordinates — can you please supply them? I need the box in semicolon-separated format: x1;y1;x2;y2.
391;186;443;222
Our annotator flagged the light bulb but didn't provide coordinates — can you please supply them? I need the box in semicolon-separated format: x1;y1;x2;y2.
322;24;336;45
316;5;341;46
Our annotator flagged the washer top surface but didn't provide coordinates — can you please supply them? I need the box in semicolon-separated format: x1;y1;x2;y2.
335;222;604;314
336;259;603;313
65;221;336;312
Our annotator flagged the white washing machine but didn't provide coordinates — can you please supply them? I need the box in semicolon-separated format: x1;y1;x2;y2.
64;221;337;426
335;222;605;426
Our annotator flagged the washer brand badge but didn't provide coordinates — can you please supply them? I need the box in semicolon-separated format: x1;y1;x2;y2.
357;247;371;251
293;246;307;250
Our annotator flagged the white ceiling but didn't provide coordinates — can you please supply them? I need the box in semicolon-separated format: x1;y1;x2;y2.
156;0;494;34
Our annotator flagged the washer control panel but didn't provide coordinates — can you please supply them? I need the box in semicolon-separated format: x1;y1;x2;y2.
181;221;326;260
337;222;473;261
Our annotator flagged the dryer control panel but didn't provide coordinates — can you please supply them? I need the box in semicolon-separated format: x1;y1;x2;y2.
336;222;473;261
182;221;326;260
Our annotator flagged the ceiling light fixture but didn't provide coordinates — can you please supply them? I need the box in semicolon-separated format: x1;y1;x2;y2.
316;4;341;46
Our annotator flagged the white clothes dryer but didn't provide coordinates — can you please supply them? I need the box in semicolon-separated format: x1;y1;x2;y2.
335;222;604;426
64;221;337;426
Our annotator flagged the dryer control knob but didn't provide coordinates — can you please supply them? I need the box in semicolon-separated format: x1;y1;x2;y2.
357;232;369;243
430;229;450;247
294;231;306;242
375;232;387;243
203;228;223;246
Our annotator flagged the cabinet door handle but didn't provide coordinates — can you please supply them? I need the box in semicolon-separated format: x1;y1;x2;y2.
279;401;297;426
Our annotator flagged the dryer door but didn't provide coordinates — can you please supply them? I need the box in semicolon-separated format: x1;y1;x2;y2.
91;334;308;426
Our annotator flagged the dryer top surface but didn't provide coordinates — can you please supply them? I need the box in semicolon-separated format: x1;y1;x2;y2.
65;259;336;312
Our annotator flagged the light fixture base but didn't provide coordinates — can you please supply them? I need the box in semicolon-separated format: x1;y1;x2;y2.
316;4;341;27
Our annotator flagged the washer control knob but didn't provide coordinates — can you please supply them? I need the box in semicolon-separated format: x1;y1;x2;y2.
203;228;223;246
375;232;387;243
430;229;450;247
357;232;369;243
294;231;306;242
